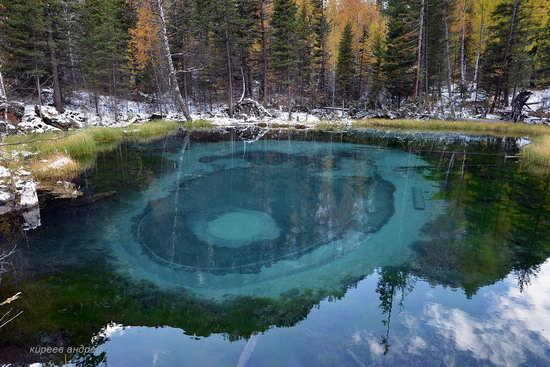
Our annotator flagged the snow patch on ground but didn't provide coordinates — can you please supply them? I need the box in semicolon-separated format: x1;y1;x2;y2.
47;156;73;170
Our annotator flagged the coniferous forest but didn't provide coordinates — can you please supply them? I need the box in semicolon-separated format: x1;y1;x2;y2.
0;0;549;122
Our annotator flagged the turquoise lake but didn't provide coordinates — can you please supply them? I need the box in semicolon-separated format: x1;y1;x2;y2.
0;128;548;366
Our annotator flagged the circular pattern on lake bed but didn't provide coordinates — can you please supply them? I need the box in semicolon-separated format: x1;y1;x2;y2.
192;208;281;248
136;150;396;274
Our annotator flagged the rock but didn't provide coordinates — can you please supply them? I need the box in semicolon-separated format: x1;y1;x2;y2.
0;191;12;203
47;156;73;170
34;105;85;131
15;179;39;208
149;113;165;120
0;101;25;124
234;98;272;120
22;207;41;231
0;166;10;178
16;169;32;176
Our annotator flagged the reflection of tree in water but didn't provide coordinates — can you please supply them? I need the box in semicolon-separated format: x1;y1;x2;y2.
375;266;415;355
411;137;550;297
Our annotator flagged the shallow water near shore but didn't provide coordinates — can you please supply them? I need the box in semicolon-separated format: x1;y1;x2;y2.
0;128;549;366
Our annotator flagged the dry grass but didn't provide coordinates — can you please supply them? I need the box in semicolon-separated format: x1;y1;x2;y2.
352;118;550;138
351;119;550;169
28;154;81;181
0;120;186;185
523;134;550;167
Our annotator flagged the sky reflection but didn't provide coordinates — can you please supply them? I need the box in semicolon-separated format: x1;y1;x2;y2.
76;261;550;367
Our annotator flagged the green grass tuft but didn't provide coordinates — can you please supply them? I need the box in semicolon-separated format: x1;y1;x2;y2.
1;120;184;184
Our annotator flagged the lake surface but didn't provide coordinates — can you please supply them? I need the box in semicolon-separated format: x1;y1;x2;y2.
0;128;549;366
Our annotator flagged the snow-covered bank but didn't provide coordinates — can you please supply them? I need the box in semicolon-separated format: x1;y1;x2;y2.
2;87;549;134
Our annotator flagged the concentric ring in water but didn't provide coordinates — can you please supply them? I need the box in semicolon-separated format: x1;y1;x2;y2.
135;151;396;274
110;140;441;299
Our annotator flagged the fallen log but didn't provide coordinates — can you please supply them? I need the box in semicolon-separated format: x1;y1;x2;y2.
69;191;117;207
511;90;532;122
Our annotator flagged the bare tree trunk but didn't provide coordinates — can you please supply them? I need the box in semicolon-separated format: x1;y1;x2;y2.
490;0;520;113
36;76;43;118
413;0;425;98
444;11;455;118
0;72;6;104
424;2;430;112
259;0;268;104
45;6;64;114
62;2;77;84
473;0;484;107
0;72;7;122
287;73;292;121
224;1;234;118
155;0;192;121
459;0;468;91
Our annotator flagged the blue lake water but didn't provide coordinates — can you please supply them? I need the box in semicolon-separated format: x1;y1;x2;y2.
0;128;548;366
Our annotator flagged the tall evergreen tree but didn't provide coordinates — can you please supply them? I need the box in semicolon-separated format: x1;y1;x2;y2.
271;0;298;117
336;22;355;107
482;0;527;111
296;0;314;107
368;25;386;108
78;0;130;116
310;0;330;105
384;0;418;107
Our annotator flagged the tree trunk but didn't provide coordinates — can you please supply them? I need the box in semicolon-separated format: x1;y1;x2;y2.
413;0;425;98
36;76;43;118
510;89;531;122
444;11;455;118
45;6;64;114
259;0;267;104
287;73;292;121
459;0;468;91
224;1;234;118
0;72;6;104
473;0;484;111
424;2;430;112
490;0;520;113
154;0;192;121
0;72;7;122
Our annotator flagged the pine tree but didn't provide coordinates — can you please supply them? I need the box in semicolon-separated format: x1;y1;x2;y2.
0;0;48;94
336;22;355;107
271;0;298;117
534;16;550;86
296;0;314;107
482;0;528;111
384;0;418;107
355;26;369;101
368;24;385;108
78;0;130;117
310;0;330;105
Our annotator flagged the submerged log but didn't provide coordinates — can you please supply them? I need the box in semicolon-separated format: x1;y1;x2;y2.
69;191;117;207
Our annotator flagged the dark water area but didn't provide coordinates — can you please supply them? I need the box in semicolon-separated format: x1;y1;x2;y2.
0;128;549;366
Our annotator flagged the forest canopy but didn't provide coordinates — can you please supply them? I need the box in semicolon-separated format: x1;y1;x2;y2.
0;0;548;118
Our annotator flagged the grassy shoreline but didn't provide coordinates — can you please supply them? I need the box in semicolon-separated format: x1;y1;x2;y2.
1;118;548;190
0;120;212;184
351;119;550;168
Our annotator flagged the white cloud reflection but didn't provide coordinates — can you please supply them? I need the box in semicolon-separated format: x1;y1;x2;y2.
423;261;550;366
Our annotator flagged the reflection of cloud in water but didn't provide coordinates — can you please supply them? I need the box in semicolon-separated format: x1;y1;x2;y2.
423;261;550;367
